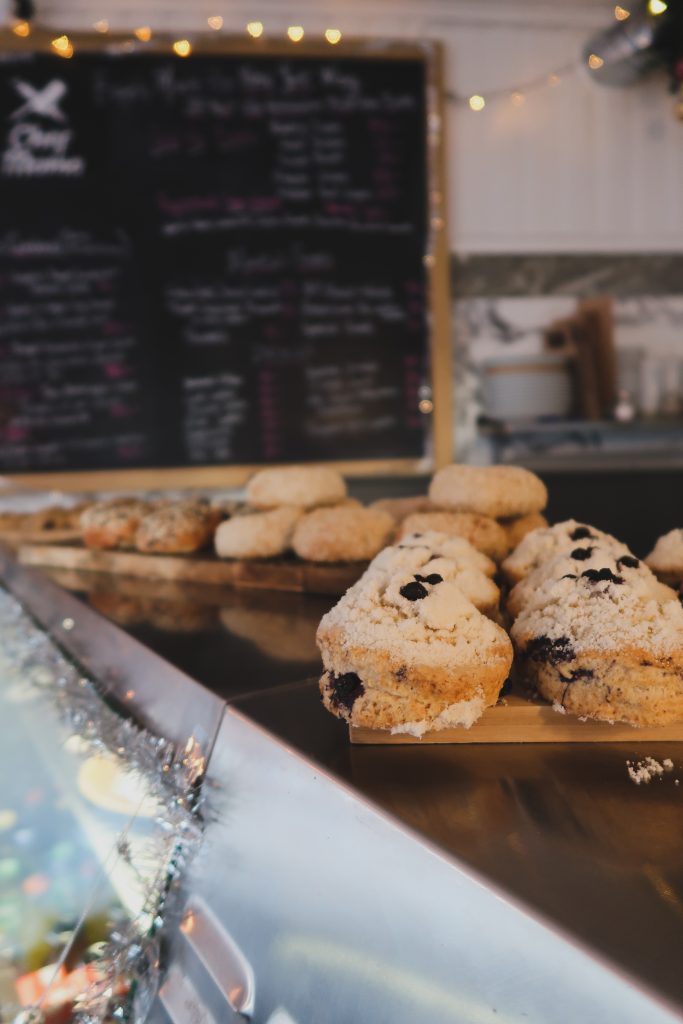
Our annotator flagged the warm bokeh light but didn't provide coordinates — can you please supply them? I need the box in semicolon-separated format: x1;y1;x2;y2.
648;0;668;13
511;91;525;106
325;28;342;44
548;73;561;86
51;35;74;58
94;19;109;33
134;26;152;41
173;39;192;57
614;5;630;19
287;25;305;42
469;94;486;111
12;20;31;36
246;21;264;38
207;15;223;30
588;53;604;69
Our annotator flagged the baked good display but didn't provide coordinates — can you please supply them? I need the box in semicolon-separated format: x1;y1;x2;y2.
501;519;624;586
368;496;437;523
501;512;548;551
246;466;346;509
292;506;394;563
80;499;152;550
317;531;513;736
214;507;302;560
135;503;222;554
645;529;683;587
508;523;683;726
429;464;547;519
396;511;509;562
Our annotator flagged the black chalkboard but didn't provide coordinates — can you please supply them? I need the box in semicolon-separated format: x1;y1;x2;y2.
0;46;436;476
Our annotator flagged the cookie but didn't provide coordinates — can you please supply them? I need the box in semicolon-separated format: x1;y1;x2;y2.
135;503;222;554
214;506;302;560
501;513;548;551
81;499;152;550
645;529;683;587
317;534;512;735
397;511;508;562
368;496;436;524
292;507;394;563
501;519;624;585
429;464;547;519
510;548;683;725
246;466;346;509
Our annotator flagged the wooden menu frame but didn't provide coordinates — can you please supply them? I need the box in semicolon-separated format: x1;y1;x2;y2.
0;29;452;492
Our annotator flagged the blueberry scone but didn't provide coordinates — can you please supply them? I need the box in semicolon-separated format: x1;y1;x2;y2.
510;547;683;726
501;519;625;586
317;532;512;736
645;529;683;588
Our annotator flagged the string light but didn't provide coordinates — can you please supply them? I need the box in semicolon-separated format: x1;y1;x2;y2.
11;20;30;36
548;73;561;86
588;53;604;69
207;15;223;30
648;0;668;13
51;34;73;58
172;39;192;57
287;26;304;42
510;91;525;106
325;28;342;44
246;21;264;38
93;19;109;33
134;26;152;41
468;94;486;112
614;5;630;19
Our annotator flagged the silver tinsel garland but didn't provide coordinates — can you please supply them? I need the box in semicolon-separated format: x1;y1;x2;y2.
0;588;206;1024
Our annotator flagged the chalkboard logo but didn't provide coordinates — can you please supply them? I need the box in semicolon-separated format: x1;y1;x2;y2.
2;77;85;177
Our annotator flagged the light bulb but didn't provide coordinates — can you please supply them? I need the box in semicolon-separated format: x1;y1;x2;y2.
12;20;30;36
468;94;485;112
287;25;304;42
207;15;223;30
325;28;342;44
94;19;109;33
614;5;630;19
588;53;604;69
134;26;152;41
51;34;73;57
246;21;264;38
510;91;525;106
648;0;667;14
173;39;192;57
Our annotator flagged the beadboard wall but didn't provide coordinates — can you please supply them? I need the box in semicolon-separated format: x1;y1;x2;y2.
9;0;683;254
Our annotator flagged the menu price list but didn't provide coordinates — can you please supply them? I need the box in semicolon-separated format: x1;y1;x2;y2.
0;51;431;472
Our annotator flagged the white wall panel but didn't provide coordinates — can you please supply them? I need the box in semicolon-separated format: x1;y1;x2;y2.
12;0;683;253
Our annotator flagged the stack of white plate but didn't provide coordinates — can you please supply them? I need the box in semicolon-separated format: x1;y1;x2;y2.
480;353;573;421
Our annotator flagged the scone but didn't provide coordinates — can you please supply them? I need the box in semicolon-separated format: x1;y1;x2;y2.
214;507;302;560
429;464;547;519
645;529;683;587
81;500;152;550
24;506;74;532
379;531;497;579
368;496;436;524
135;503;222;554
502;519;624;586
501;513;548;551
246;466;346;509
397;511;508;562
511;550;683;726
292;507;394;563
317;533;513;735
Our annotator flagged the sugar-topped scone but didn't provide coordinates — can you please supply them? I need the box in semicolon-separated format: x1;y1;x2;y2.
511;549;683;726
292;506;394;563
429;464;547;520
135;502;222;554
246;466;346;509
214;507;302;560
379;530;497;579
397;511;508;562
501;513;548;551
81;499;152;550
645;529;683;587
317;532;512;736
501;519;625;585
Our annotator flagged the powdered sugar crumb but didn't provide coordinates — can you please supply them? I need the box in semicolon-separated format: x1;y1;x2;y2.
390;695;485;737
626;756;675;785
552;702;566;715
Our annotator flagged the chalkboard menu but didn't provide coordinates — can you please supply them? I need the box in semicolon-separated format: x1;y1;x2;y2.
0;43;445;478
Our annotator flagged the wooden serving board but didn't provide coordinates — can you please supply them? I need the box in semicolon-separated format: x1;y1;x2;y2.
350;692;683;744
18;541;363;597
0;529;80;548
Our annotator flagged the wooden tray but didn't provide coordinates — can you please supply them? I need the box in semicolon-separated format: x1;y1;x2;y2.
350;692;683;744
0;529;80;548
17;541;363;596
